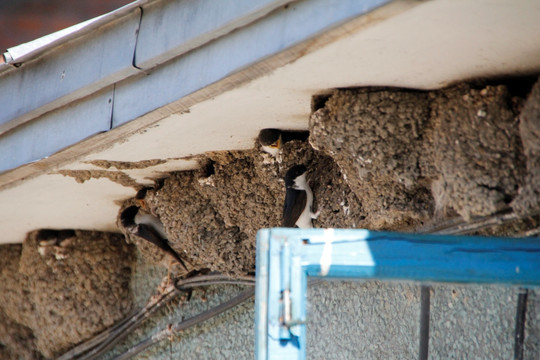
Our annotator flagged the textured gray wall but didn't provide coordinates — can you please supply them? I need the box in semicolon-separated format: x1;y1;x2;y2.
105;262;539;360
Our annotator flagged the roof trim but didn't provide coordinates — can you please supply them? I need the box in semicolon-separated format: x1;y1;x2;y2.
0;0;392;178
2;1;151;65
0;0;303;136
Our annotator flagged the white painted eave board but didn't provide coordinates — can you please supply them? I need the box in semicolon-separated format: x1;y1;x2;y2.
1;0;540;244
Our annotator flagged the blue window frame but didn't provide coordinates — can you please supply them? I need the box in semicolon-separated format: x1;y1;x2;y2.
254;228;540;360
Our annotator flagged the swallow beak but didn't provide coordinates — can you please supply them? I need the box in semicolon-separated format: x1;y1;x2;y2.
274;137;281;149
137;198;148;211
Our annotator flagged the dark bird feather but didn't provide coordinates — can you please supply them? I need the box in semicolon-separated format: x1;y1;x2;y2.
120;205;187;271
282;165;312;228
282;189;307;227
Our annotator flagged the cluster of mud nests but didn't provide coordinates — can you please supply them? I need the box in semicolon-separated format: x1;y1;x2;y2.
1;77;540;358
119;78;540;278
119;141;367;276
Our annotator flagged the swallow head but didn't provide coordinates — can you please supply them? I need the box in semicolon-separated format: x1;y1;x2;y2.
258;129;282;156
284;164;308;190
120;205;139;230
135;188;149;210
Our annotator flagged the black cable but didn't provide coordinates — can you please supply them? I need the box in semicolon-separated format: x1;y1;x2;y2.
419;285;431;360
112;288;255;360
514;288;528;360
58;275;255;360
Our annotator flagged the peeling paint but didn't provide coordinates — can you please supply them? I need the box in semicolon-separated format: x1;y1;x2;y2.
57;170;139;188
85;159;167;170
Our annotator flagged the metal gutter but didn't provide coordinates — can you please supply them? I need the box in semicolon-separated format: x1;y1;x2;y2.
0;88;114;173
0;8;142;135
0;0;301;136
133;0;299;70
1;1;151;66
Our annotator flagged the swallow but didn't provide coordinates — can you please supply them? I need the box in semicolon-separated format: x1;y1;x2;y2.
36;229;76;243
282;165;319;228
258;129;309;156
36;229;76;258
120;204;188;272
